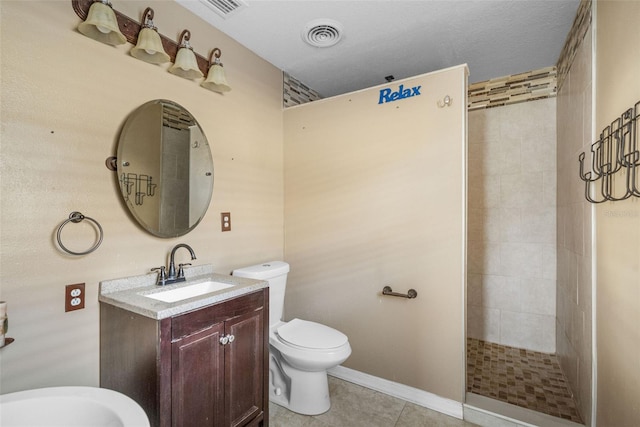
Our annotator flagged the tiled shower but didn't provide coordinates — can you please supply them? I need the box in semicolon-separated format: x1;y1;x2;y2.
466;1;593;424
465;92;586;424
467;98;558;353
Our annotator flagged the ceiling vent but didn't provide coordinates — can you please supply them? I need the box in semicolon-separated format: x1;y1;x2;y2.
302;19;343;48
201;0;247;19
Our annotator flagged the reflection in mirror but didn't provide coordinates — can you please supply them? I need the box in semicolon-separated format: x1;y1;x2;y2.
117;100;213;237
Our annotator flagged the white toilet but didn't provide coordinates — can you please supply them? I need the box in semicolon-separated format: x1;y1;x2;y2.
232;261;351;415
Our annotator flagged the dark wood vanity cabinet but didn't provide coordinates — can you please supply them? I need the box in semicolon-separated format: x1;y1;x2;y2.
100;289;269;427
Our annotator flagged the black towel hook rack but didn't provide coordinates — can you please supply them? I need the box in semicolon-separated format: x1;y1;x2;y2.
578;100;640;203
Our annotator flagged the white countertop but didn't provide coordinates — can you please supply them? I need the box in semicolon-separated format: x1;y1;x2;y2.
99;264;268;320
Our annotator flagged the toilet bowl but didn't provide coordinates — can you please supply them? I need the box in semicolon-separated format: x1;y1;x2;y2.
232;262;351;415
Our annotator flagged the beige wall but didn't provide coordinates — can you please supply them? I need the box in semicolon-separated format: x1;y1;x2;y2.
0;0;284;393
556;21;594;425
595;1;640;425
283;66;468;402
467;98;557;353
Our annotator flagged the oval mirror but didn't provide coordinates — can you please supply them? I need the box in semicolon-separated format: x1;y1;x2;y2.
116;100;213;238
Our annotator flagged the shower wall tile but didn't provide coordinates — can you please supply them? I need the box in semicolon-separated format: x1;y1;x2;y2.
468;67;557;110
467;97;557;353
571;202;585;255
555;12;593;423
521;206;556;244
567;251;579;305
467;240;483;275
483;242;503;275
500;208;522;242
482;275;521;312
467;207;484;241
467;304;501;343
542;244;557;281
542;171;557;207
480;141;502;176
283;72;323;107
500;242;544;279
556;0;591;90
483;175;502;208
521;277;556;316
500;311;556;353
500;173;544;209
499;137;522;175
484;208;503;242
467;273;483;306
521;134;556;173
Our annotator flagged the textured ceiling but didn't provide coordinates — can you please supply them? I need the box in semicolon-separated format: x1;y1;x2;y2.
177;0;580;98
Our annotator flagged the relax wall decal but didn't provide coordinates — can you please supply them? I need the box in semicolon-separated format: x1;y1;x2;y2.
378;84;422;104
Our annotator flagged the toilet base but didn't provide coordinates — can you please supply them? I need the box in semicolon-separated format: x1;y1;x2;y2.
269;354;331;415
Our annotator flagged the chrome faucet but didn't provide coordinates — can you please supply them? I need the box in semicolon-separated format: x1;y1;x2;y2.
152;243;197;286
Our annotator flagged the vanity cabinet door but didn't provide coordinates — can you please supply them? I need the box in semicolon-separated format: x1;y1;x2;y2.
171;322;225;427
224;309;264;427
170;289;268;427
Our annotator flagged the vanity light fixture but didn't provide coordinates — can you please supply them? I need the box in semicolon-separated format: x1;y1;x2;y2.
201;48;231;93
77;0;126;46
130;7;170;64
169;30;204;80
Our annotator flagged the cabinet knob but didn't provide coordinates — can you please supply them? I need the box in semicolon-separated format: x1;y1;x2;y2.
227;334;235;343
220;336;229;345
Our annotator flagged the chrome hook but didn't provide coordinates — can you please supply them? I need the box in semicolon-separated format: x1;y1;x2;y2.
437;95;452;108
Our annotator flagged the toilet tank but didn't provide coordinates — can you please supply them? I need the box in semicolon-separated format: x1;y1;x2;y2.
232;261;290;327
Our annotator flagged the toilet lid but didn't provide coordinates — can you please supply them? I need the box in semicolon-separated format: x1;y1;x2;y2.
276;318;348;350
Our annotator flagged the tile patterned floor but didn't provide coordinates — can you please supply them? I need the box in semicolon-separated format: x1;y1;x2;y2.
269;376;476;427
466;338;583;423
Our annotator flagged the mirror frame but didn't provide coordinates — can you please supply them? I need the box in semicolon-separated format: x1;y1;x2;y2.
116;99;214;238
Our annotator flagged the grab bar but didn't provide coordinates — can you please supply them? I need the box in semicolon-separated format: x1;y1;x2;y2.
382;286;417;299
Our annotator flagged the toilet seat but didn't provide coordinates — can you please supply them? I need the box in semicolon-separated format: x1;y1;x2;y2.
276;318;348;350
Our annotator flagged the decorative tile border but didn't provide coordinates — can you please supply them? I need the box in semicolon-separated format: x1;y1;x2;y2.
556;0;592;91
283;72;323;108
284;66;559;111
468;66;557;111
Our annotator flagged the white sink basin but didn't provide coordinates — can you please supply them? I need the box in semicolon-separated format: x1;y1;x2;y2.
144;281;234;303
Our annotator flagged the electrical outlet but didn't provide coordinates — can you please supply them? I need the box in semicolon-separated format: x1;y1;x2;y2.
221;212;231;232
65;283;85;312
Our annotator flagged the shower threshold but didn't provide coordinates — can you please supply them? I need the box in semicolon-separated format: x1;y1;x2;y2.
464;392;584;427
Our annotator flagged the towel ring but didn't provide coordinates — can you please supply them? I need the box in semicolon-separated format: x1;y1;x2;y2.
56;211;103;255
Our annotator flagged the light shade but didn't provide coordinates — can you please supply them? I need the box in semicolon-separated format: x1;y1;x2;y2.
78;0;126;46
131;29;169;64
169;48;203;79
202;64;231;93
168;30;203;80
130;8;169;65
201;48;231;93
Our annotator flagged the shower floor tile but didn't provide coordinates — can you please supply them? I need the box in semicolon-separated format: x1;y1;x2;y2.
466;338;582;424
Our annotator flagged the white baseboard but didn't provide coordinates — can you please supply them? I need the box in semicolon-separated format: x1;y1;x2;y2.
328;365;464;419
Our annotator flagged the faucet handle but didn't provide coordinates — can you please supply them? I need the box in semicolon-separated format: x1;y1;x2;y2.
151;266;167;284
177;263;191;279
